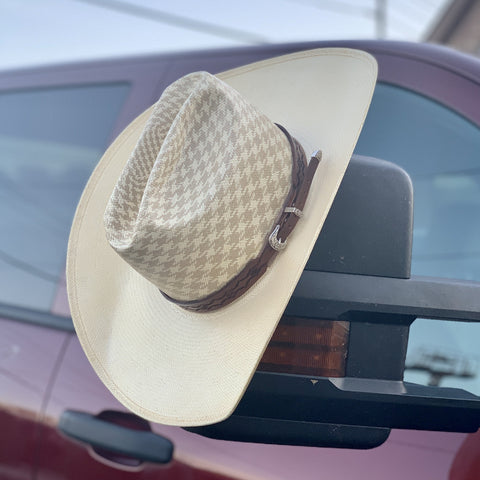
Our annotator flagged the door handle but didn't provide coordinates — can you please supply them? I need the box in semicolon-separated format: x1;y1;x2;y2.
58;410;173;464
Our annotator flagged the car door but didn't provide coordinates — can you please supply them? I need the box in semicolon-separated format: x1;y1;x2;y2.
0;58;174;480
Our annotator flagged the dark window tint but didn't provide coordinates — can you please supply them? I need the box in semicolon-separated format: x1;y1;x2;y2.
355;83;480;395
0;84;129;312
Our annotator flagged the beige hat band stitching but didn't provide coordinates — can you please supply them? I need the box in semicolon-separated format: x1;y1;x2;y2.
162;126;320;312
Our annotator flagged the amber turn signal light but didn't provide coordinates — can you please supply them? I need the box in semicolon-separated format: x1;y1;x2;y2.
258;316;350;377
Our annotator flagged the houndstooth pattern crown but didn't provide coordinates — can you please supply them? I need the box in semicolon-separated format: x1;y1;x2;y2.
104;72;292;302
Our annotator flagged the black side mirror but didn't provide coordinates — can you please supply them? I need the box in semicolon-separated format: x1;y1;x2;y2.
186;155;480;449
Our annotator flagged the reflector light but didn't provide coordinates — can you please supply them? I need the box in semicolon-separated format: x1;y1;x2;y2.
258;316;350;377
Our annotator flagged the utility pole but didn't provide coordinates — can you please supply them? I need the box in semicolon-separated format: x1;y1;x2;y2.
375;0;387;39
406;348;477;387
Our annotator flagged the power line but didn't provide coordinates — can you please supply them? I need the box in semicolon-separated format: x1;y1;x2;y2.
73;0;269;45
287;0;445;40
285;0;373;17
0;248;58;283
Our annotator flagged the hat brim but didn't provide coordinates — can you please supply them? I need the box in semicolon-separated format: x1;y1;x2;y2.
67;48;377;426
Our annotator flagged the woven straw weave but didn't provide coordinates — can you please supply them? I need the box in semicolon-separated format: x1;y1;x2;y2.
104;72;292;301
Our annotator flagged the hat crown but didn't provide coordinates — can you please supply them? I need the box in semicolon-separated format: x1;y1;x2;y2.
104;72;292;301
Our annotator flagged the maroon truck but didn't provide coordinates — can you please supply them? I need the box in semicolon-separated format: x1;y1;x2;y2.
0;40;479;479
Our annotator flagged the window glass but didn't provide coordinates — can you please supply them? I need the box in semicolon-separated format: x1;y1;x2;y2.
355;83;480;395
0;84;129;312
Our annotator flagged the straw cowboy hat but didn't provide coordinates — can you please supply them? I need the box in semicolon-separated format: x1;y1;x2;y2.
67;48;377;427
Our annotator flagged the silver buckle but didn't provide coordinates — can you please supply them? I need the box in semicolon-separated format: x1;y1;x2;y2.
284;206;303;218
269;225;287;251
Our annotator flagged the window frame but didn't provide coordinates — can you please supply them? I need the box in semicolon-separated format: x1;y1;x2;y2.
0;56;169;328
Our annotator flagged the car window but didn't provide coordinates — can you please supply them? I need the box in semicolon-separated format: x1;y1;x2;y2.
0;83;130;312
355;83;480;395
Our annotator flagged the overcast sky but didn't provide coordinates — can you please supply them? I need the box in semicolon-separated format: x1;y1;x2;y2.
1;0;450;71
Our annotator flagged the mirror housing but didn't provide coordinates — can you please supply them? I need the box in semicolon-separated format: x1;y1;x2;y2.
187;155;480;448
